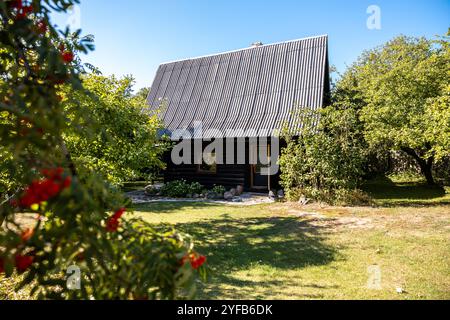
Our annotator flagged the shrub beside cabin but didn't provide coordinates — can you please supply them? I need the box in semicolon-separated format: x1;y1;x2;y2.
146;35;330;191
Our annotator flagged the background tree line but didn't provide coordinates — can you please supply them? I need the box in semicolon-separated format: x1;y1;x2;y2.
279;31;450;204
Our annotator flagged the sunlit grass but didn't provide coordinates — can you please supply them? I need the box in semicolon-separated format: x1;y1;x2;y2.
134;201;450;300
2;177;449;300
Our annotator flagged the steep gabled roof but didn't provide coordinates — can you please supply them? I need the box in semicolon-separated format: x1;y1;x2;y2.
146;35;329;139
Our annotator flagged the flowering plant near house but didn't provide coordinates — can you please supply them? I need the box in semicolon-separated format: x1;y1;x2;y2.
0;0;205;299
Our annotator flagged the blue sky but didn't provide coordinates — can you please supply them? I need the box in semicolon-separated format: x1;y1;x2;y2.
53;0;449;90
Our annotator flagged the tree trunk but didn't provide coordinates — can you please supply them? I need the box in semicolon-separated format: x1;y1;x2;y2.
401;147;435;186
420;160;435;186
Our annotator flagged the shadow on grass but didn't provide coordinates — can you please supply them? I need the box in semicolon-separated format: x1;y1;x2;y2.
171;216;338;299
362;176;450;207
201;274;336;299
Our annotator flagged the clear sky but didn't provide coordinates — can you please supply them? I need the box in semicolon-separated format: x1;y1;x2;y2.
52;0;449;90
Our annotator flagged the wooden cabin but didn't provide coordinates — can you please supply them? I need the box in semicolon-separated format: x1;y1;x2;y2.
146;35;330;191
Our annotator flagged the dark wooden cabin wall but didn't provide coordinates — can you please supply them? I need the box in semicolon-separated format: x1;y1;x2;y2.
164;139;250;189
164;163;249;189
163;138;284;191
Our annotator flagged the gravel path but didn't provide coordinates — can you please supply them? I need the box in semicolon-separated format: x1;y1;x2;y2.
126;191;274;206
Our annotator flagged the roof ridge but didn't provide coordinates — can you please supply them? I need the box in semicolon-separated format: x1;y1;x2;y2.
159;34;328;65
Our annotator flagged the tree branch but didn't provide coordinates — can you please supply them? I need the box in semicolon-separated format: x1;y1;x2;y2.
60;138;77;176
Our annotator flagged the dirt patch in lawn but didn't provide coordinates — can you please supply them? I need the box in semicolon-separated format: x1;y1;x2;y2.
274;202;450;234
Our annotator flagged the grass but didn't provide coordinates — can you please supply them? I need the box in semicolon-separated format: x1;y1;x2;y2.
362;174;450;206
2;176;449;300
133;176;450;300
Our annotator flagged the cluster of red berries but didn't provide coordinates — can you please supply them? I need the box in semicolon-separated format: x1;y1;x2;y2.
17;168;72;208
106;208;126;232
181;253;207;270
9;0;47;33
9;1;74;78
58;44;75;64
14;255;34;273
0;228;36;274
9;0;33;20
62;51;74;63
0;256;34;274
36;19;47;34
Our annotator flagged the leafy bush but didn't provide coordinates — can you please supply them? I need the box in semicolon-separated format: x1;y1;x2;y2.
159;180;188;198
189;182;204;195
160;180;205;198
158;181;227;198
62;74;168;186
286;187;372;206
211;185;226;196
279;107;368;204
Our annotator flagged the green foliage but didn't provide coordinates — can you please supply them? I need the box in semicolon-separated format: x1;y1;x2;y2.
348;33;450;184
0;150;21;196
279;107;368;204
211;185;226;196
134;87;150;101
281;32;450;202
64;218;205;300
189;182;204;195
423;84;450;162
0;0;204;300
160;180;204;198
158;181;228;198
62;74;167;185
280;32;450;201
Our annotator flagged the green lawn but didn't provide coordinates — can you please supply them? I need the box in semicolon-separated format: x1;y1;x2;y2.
134;179;450;299
362;175;450;207
2;177;449;300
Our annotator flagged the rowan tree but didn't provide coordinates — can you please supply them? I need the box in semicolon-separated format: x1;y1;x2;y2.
0;0;205;299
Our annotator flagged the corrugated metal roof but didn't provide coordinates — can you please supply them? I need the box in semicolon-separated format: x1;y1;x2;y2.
146;35;329;139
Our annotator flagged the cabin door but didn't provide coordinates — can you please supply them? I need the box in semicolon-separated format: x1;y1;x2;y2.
250;143;270;190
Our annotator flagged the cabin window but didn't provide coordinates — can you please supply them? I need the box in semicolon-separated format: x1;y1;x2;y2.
197;152;217;174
